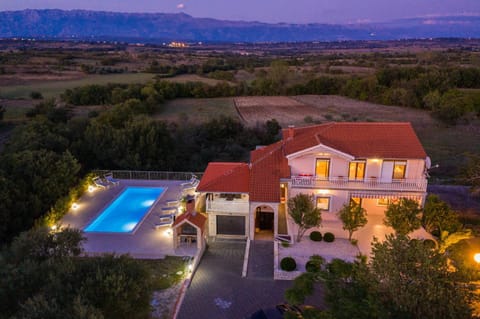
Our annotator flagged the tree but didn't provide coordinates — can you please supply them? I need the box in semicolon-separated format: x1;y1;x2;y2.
422;194;461;236
384;198;422;235
285;235;475;319
461;153;480;191
370;234;474;319
338;202;368;240
0;227;153;319
287;194;322;242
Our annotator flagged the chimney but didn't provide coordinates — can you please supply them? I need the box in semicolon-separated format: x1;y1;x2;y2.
185;195;196;216
282;125;295;140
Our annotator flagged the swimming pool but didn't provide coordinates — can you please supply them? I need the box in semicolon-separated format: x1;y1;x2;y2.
84;187;165;233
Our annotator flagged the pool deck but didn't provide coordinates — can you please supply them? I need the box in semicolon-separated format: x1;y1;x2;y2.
60;179;197;259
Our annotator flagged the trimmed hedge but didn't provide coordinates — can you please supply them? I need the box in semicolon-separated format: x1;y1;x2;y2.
324;232;335;243
280;257;297;272
309;231;323;242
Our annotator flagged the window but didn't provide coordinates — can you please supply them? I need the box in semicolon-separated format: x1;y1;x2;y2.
393;161;407;179
315;159;330;179
316;197;330;211
349;161;365;180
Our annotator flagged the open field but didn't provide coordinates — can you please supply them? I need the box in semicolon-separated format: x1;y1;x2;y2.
0;73;156;99
159;74;232;86
234;96;319;125
153;97;237;123
0;98;36;120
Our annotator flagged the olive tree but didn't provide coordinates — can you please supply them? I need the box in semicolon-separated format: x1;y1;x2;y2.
287;194;322;242
338;202;367;240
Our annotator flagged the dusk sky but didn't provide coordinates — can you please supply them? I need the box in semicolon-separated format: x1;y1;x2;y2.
1;0;479;24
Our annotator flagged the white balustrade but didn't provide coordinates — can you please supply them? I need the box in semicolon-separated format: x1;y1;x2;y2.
290;176;427;192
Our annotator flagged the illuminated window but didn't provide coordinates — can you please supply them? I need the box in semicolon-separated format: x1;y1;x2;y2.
393;161;407;179
315;159;330;178
316;197;330;211
349;161;365;180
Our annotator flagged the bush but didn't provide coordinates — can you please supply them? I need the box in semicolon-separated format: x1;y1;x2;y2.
306;260;320;272
281;241;290;248
423;239;437;250
30;91;43;99
324;232;335;243
280;257;297;272
309;231;323;241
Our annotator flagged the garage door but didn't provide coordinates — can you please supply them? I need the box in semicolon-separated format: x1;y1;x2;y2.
216;215;245;236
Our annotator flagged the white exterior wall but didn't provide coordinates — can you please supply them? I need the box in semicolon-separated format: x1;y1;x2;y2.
289;150;350;178
288;187;350;223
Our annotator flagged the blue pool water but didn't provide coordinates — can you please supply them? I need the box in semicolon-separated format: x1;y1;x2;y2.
85;187;165;233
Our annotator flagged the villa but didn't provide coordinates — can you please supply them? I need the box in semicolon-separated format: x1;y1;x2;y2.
196;122;429;246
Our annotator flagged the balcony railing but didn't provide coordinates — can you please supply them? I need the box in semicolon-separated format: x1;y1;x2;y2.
206;199;249;213
290;176;427;192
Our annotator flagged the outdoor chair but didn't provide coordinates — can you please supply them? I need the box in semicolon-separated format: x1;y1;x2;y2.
181;175;199;188
92;176;109;189
104;172;120;186
154;213;175;228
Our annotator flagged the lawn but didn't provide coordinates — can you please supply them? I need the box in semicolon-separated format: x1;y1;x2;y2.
140;256;190;290
0;73;156;99
154;97;237;123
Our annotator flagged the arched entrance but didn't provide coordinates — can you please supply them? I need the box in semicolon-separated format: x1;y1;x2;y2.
254;205;275;240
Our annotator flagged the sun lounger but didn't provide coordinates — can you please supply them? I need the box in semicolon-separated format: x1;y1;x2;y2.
166;200;179;207
93;176;109;189
181;176;199;188
154;214;175;228
104;173;120;186
161;207;178;214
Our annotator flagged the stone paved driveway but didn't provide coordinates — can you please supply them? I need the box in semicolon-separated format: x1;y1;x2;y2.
178;240;324;319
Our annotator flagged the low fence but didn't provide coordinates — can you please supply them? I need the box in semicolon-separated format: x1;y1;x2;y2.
93;170;204;181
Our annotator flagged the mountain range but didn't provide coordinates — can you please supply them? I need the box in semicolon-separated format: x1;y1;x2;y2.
0;9;479;42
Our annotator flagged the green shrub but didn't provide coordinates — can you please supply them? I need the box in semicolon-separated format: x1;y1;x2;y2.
423;239;437;250
280;257;297;272
324;232;335;243
305;261;320;272
309;231;323;242
350;239;358;245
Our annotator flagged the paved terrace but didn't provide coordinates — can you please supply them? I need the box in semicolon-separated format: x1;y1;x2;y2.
60;179;197;258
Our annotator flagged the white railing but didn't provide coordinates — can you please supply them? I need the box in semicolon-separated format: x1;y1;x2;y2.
206;199;249;213
290;176;427;192
93;170;203;181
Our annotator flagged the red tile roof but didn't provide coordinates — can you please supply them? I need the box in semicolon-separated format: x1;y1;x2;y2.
199;122;427;203
196;162;250;193
282;122;427;159
172;212;207;234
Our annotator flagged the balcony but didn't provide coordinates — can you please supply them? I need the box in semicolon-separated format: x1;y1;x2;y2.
206;199;249;213
290;176;427;192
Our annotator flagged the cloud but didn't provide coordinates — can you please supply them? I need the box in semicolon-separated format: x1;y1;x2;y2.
177;3;185;9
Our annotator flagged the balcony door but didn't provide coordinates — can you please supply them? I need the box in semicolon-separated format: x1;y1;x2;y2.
349;161;365;181
315;159;330;179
